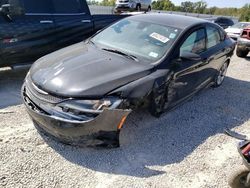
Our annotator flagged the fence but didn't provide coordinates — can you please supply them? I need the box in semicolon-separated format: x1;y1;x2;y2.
89;5;239;23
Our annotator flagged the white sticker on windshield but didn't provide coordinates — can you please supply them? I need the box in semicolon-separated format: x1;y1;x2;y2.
150;32;169;43
149;52;159;58
169;33;176;39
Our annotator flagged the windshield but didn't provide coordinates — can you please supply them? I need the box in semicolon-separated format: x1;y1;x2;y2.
231;22;250;29
91;18;181;62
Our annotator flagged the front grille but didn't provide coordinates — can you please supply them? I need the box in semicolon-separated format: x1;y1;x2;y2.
26;76;68;104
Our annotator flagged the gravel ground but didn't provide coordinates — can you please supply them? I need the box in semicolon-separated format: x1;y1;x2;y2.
0;54;250;188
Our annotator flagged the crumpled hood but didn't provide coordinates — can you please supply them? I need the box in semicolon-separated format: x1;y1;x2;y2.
30;42;153;98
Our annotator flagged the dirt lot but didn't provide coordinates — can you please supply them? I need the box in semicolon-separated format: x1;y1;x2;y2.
0;54;250;188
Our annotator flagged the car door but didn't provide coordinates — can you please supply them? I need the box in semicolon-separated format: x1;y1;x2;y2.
202;24;227;81
52;0;94;48
168;27;209;105
0;0;57;67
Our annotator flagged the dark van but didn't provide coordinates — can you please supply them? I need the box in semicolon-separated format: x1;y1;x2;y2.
0;0;127;68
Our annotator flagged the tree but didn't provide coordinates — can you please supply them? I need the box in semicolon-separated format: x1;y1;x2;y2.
99;0;116;6
239;4;250;21
180;1;195;12
194;1;207;14
152;0;175;11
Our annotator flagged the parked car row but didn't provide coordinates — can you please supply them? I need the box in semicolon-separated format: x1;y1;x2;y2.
114;0;152;13
236;27;250;58
225;22;250;40
0;0;128;68
206;17;234;29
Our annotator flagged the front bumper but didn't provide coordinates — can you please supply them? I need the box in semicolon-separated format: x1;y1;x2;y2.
114;3;136;12
227;33;240;40
237;38;250;49
22;83;131;148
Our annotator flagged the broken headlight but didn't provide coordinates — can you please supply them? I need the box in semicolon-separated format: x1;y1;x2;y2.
57;98;123;115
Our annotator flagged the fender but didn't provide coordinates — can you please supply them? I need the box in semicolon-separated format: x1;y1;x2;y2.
109;69;172;100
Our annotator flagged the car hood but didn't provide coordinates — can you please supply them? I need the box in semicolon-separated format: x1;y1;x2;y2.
225;27;242;34
30;42;153;98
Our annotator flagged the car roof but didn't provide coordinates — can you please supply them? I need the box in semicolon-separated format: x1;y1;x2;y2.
129;13;210;30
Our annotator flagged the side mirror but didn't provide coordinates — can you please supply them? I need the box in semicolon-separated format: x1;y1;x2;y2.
1;4;11;14
180;51;202;61
0;4;13;22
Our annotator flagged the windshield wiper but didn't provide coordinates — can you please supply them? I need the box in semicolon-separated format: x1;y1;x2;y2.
102;48;138;61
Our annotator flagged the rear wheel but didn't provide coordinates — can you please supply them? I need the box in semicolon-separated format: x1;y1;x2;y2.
236;47;249;58
213;62;228;87
228;166;250;188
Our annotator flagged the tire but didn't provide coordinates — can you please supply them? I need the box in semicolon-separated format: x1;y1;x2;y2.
228;166;250;188
136;4;141;11
149;76;173;117
236;47;249;58
147;6;151;12
149;90;167;117
213;61;229;87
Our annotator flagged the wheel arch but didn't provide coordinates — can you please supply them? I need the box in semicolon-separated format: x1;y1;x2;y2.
109;69;172;107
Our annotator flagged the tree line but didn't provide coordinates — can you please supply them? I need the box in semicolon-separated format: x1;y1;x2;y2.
87;0;250;21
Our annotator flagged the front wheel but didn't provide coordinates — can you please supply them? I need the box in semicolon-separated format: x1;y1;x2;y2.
236;47;249;58
213;62;228;87
149;90;167;117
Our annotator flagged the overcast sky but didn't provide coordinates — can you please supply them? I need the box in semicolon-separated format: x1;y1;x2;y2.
171;0;249;8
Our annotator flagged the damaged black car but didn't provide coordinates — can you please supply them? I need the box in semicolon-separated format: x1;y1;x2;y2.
22;14;236;147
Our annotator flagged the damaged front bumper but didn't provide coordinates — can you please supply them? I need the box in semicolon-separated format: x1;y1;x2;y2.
21;82;131;148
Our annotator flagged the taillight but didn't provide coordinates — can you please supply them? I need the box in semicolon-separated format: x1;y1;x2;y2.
241;28;250;40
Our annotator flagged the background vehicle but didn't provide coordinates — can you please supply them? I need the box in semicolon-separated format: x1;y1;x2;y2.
225;129;250;188
114;0;151;13
225;22;250;40
0;0;127;68
236;27;250;57
22;14;235;147
206;17;234;29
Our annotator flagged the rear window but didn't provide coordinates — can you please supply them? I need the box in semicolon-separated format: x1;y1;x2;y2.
206;26;221;48
52;0;84;13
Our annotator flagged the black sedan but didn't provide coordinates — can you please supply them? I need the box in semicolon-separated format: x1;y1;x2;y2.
22;14;236;147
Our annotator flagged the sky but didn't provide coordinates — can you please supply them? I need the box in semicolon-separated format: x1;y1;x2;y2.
171;0;249;8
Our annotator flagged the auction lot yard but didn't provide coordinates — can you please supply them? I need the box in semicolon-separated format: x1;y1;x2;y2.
0;53;250;188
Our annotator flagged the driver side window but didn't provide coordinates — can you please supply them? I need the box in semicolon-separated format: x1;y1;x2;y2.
180;28;206;55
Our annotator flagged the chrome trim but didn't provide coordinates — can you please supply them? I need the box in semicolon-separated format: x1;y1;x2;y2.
25;13;86;16
31;83;48;95
40;20;54;24
81;20;91;23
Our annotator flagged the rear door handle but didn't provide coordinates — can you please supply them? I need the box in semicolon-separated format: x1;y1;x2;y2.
40;20;53;24
81;20;91;23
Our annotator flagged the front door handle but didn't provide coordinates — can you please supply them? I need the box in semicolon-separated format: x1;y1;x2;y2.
40;20;53;24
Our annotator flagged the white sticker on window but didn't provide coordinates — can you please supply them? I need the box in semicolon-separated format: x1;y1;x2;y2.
150;32;169;43
149;52;159;58
169;33;176;39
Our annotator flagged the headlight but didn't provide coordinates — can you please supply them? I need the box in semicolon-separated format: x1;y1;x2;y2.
57;98;123;114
